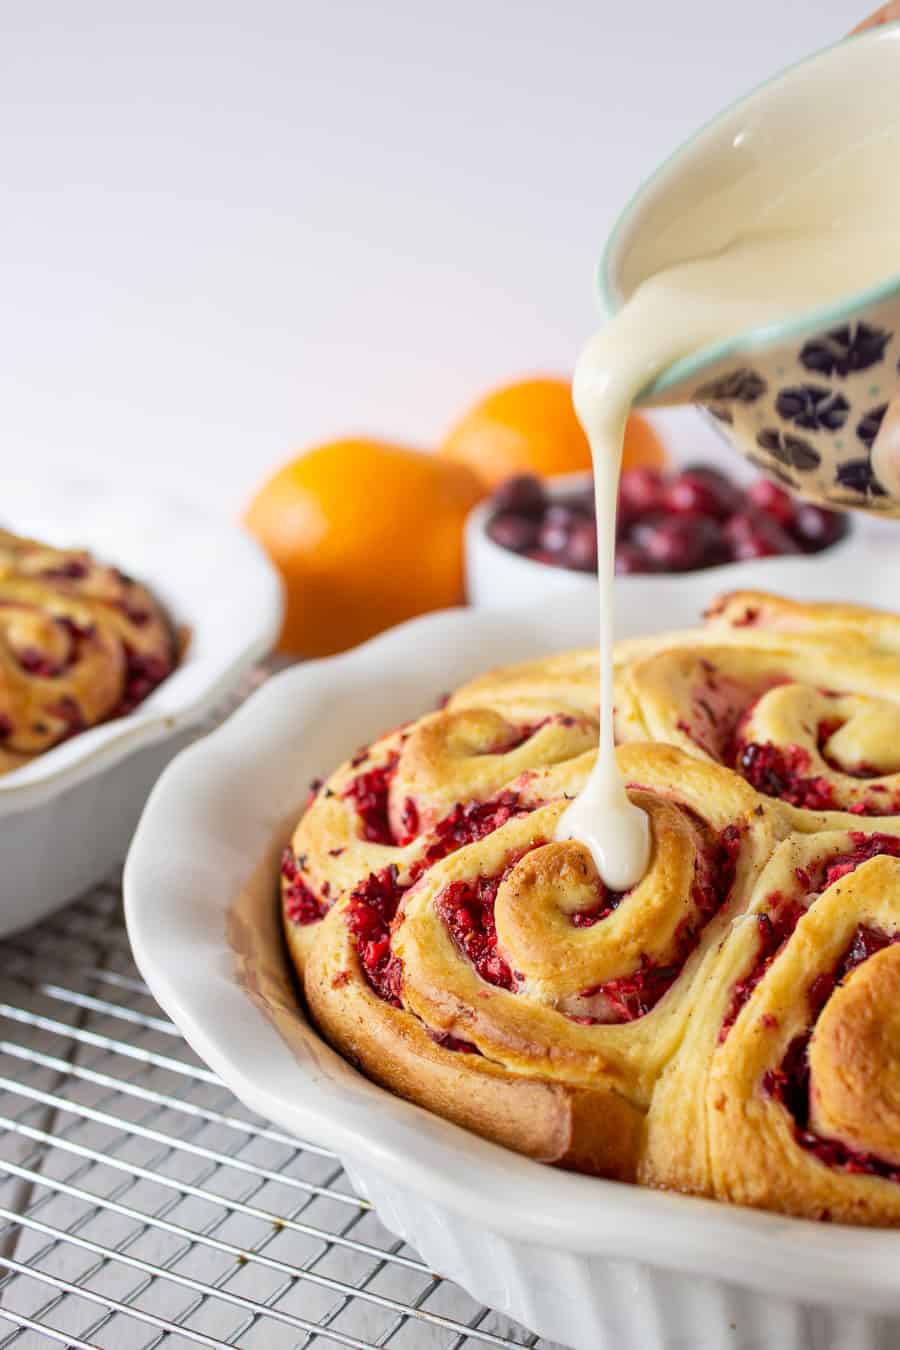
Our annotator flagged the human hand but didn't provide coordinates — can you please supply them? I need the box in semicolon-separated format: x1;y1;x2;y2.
852;3;900;32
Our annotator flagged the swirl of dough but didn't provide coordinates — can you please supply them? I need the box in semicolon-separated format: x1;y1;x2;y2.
302;743;782;1177
615;624;900;824
0;529;175;773
643;824;900;1223
281;706;598;958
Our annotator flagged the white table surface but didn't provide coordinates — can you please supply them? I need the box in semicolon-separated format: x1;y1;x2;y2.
1;0;866;521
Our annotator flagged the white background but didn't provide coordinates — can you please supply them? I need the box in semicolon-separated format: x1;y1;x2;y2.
1;0;863;519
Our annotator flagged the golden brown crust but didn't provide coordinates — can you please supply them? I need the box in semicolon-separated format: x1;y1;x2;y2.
302;913;644;1177
282;590;900;1222
808;945;900;1168
704;589;900;652
0;528;175;772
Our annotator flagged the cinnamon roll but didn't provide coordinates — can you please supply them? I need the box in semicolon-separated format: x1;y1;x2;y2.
294;739;782;1176
0;529;176;774
643;823;900;1224
286;589;900;1219
615;603;900;826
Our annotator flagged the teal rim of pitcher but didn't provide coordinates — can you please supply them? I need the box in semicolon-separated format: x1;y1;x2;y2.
596;23;900;405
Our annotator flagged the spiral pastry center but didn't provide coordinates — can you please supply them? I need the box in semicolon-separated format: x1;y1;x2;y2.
808;943;900;1168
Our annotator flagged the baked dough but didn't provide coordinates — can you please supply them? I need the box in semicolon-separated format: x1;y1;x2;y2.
0;528;176;774
284;590;900;1221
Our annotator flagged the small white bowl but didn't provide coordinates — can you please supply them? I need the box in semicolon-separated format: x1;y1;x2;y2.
466;469;863;609
1;475;283;934
127;570;900;1350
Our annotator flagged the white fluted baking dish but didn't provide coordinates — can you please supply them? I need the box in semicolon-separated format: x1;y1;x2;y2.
126;556;900;1350
1;475;282;933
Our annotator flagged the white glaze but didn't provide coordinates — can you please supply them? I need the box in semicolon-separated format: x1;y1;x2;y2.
558;122;900;890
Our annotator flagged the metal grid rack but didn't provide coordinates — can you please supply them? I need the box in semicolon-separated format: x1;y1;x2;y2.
0;873;566;1349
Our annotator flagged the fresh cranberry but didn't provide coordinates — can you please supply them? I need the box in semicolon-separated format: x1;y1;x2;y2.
565;520;598;571
558;487;595;518
663;469;741;520
618;466;665;516
343;753;399;844
680;463;737;487
791;503;846;553
491;474;545;516
724;511;801;561
746;478;796;529
614;542;658;574
347;866;405;1005
488;511;540;553
634;515;724;571
538;504;578;555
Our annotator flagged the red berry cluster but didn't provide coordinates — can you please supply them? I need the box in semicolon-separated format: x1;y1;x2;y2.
487;467;847;576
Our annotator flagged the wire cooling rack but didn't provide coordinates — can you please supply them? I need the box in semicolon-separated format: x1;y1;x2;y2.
0;874;568;1350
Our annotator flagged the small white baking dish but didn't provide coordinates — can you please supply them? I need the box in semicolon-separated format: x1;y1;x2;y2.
126;556;900;1350
1;475;283;934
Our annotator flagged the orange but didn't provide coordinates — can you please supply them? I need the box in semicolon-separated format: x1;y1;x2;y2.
244;439;483;658
439;375;667;489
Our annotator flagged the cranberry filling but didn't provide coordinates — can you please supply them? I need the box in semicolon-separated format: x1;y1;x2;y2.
737;741;841;810
437;869;520;991
0;714;12;742
17;648;60;677
397;796;419;845
762;926;900;1183
413;791;527;879
45;695;85;737
820;831;900;887
737;734;898;814
114;649;173;717
342;718;555;848
281;848;326;925
570;884;625;927
342;752;400;844
428;1029;479;1054
587;959;686;1021
722;833;900;1041
720;894;807;1041
340;792;533;1004
346;865;405;1005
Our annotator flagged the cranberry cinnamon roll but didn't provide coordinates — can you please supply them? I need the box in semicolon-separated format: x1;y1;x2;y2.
643;824;900;1224
0;529;176;774
282;706;598;967
300;742;781;1177
615;609;900;826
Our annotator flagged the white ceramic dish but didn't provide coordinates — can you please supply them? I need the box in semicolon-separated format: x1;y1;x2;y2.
127;562;900;1350
1;475;283;934
465;468;863;608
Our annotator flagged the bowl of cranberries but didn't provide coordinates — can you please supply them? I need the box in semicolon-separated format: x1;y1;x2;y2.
466;465;851;606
